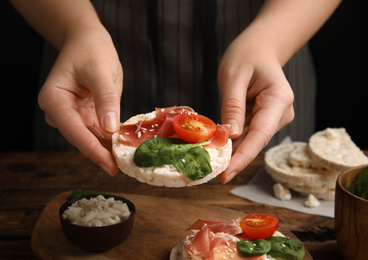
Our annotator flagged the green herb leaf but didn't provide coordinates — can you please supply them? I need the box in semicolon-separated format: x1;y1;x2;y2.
174;146;212;181
133;138;212;180
133;138;183;166
346;166;368;200
237;239;271;257
68;189;112;199
267;236;305;260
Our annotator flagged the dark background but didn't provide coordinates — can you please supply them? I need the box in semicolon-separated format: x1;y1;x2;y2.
1;1;366;151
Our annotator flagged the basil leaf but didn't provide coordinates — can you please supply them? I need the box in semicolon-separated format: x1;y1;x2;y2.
133;138;212;180
267;236;305;260
134;138;185;167
174;146;212;181
346;166;368;200
68;189;112;199
237;239;271;257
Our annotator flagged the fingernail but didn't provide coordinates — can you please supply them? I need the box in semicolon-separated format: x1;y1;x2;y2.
103;112;118;132
223;171;237;184
227;120;239;135
99;163;114;176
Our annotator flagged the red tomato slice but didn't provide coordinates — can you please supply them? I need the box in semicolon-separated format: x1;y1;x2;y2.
173;113;217;143
240;213;279;240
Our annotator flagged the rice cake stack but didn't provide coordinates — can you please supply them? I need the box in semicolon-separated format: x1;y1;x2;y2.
265;128;368;201
308;128;368;171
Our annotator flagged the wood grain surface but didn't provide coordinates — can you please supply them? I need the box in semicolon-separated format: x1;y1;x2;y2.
31;191;312;260
0;151;345;259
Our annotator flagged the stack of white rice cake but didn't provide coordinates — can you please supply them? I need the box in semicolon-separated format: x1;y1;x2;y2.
265;128;368;206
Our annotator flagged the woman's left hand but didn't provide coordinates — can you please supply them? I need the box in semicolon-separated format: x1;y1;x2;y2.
217;32;295;184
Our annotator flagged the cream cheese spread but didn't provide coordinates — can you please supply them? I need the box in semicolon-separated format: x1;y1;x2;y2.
62;195;131;227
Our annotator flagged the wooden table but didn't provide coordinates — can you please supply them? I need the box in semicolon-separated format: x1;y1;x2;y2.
0;151;343;259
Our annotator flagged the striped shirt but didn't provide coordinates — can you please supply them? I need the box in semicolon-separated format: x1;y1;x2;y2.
34;0;316;150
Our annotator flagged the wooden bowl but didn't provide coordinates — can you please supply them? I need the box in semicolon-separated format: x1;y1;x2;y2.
59;194;135;252
335;165;368;260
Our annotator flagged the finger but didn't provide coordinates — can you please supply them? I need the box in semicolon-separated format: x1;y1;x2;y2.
82;63;123;134
219;68;252;139
219;99;294;184
58;108;119;176
64;122;119;176
219;128;267;184
40;87;119;176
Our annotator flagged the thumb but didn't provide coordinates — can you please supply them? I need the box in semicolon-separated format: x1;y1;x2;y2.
219;77;248;140
88;66;123;134
221;99;245;139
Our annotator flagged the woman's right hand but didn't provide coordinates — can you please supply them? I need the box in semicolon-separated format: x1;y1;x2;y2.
38;27;123;176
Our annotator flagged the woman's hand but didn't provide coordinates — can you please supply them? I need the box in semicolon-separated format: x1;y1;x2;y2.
217;0;341;183
38;28;123;175
218;32;294;184
10;0;124;175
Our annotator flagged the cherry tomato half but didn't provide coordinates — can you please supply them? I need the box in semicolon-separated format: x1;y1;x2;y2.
173;113;217;143
240;213;279;240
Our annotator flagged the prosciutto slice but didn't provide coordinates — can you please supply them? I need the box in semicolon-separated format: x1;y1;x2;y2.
206;124;231;148
185;219;266;260
117;106;230;148
186;219;243;235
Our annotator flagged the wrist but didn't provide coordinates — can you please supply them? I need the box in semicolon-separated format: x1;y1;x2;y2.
244;0;341;66
238;25;286;66
62;21;109;50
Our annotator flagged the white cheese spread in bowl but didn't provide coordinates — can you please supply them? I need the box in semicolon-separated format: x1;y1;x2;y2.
59;193;135;251
62;195;131;227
